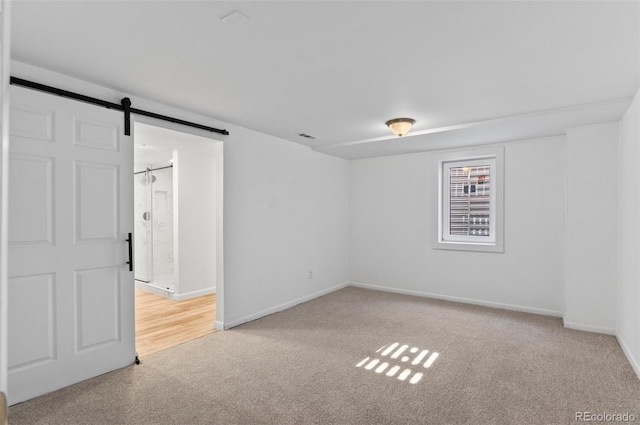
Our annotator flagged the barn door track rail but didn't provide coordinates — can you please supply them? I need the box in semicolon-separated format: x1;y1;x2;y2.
10;77;229;136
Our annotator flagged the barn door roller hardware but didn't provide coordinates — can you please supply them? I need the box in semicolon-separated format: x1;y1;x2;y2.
9;77;229;137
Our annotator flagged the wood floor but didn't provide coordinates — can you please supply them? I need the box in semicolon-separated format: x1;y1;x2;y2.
135;288;217;357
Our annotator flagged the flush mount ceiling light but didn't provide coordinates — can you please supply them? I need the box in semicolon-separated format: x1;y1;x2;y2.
386;118;415;137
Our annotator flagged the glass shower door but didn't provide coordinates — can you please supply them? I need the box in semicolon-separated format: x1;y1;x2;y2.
134;170;153;283
134;163;175;291
150;165;174;291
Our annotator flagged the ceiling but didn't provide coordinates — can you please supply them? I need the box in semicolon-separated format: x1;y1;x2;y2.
10;1;640;159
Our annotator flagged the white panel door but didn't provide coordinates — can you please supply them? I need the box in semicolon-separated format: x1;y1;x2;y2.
7;86;134;405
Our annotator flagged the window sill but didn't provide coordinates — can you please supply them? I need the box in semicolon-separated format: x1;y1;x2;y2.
433;240;504;253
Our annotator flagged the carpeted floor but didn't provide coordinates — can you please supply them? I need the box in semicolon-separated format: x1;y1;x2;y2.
8;287;640;425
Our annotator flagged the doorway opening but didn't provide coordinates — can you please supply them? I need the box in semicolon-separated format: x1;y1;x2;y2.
132;122;223;358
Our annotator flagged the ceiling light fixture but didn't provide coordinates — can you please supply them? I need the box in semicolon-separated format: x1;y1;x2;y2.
386;118;415;137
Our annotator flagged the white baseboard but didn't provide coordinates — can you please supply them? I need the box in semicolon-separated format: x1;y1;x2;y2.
171;287;216;301
135;281;173;298
617;334;640;380
563;320;616;336
214;320;225;331
348;281;563;318
223;282;349;329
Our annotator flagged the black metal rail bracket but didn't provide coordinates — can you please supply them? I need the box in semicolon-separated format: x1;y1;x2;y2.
121;97;132;136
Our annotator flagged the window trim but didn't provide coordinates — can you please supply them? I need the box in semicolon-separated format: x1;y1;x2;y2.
434;146;505;253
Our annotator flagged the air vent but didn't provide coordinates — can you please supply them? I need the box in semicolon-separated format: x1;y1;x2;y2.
221;10;249;27
297;133;316;140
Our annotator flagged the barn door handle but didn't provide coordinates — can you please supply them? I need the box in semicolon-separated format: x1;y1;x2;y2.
126;233;133;272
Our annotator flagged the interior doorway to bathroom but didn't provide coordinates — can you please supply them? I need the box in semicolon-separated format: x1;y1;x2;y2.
133;122;223;357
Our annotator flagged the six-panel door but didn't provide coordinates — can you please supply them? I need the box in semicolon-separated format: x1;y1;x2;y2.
7;86;134;405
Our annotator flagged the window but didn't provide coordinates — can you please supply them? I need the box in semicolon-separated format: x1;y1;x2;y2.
444;158;495;242
435;147;504;252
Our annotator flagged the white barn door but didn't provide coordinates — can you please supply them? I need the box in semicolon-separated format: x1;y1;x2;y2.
7;86;135;405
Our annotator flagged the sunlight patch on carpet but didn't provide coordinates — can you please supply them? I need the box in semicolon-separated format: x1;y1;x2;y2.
356;343;439;384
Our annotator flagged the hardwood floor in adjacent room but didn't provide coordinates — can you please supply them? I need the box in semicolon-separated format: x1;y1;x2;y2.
135;288;217;357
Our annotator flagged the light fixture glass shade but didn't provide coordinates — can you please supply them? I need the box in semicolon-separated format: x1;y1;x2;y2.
386;118;415;137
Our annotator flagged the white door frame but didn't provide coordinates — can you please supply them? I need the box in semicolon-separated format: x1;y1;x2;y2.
130;116;224;329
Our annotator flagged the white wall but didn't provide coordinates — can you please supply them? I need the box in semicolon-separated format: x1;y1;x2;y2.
349;137;566;315
0;0;10;397
618;90;640;378
564;123;619;334
222;127;350;327
175;150;217;298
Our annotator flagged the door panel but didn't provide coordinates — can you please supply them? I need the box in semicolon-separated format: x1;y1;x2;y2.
75;266;120;350
7;86;134;405
8;153;53;246
73;117;119;151
7;273;55;370
9;104;53;142
74;161;119;242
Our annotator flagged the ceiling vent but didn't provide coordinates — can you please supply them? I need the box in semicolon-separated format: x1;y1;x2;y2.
297;133;316;140
221;10;249;27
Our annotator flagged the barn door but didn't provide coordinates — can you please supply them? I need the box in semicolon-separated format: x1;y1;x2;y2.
7;85;135;404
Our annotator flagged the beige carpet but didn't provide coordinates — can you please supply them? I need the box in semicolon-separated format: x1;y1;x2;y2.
9;287;640;425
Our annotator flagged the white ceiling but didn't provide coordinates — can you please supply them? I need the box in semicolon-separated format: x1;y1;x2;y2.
10;1;640;159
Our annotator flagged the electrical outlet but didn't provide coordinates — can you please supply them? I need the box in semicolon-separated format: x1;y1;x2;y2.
308;270;313;279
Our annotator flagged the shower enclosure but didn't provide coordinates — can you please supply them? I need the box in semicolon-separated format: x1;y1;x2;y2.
134;161;175;292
